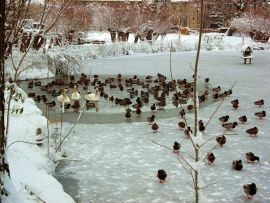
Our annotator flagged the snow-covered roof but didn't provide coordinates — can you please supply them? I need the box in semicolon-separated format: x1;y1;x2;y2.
241;45;252;51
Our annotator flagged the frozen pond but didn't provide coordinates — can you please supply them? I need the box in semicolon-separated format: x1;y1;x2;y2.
55;50;270;202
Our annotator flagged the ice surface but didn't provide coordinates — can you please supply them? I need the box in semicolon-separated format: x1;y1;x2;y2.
55;50;270;202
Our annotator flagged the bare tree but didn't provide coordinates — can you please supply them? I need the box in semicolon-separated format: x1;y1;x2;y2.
1;0;74;199
0;0;8;198
91;2;179;43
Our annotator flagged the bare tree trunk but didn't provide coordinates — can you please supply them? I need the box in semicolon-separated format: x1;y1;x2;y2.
0;0;9;198
193;0;204;202
108;29;116;43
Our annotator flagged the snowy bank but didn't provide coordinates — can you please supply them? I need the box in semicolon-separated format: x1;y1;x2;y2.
3;84;74;203
5;33;270;81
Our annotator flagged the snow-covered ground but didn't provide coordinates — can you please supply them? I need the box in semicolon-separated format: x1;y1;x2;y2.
4;32;270;203
3;85;75;203
5;33;269;81
54;50;270;203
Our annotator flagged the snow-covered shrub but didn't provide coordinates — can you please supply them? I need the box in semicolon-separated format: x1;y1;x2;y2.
201;34;224;51
47;50;81;76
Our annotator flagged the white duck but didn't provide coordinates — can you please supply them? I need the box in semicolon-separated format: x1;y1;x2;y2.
57;88;70;112
71;85;81;101
85;90;100;102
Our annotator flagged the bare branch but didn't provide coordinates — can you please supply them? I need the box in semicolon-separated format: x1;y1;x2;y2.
203;129;227;162
151;139;196;171
200;182;217;190
7;140;41;149
56;101;86;152
199;136;217;148
204;81;237;130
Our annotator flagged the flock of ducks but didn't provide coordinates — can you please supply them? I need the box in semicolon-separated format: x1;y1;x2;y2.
25;73;266;200
155;83;266;200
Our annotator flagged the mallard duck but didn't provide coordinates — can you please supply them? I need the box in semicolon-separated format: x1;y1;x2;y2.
151;122;159;133
34;95;41;103
27;92;35;98
173;141;181;153
150;103;156;111
147;115;155;124
157;169;167;183
231;99;239;105
64;103;71;110
225;89;232;96
45;101;56;108
219;115;229;123
52;89;61;97
207;153;215;165
212;86;221;93
28;81;33;88
243;183;257;199
71;100;80;112
42;95;47;103
239;115;247;124
179;109;185;118
254;99;264;107
216;135;226;147
109;96;114;102
231;99;239;109
246;127;258;137
172;100;179;108
178;121;185;130
34;81;41;86
232;160;243;170
184;126;192;139
254;111;266;119
125;109;131;120
187;104;194;112
245;152;260;163
199;120;205;132
232;103;239;109
136;107;141;117
222;122;238;130
157;100;166;109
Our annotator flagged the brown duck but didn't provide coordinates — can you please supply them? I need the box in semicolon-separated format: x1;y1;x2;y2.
147;115;155;124
239;115;247;124
179;109;185;118
173;141;181;153
254;110;266;119
187;104;194;112
150;103;156;111
151;122;159;133
184;126;193;139
216;135;226;147
157;169;167;183
219;115;229;123
212;86;221;93
136;107;141;118
245;152;260;163
125;109;131;120
45;101;56;108
232;160;243;170
178;121;185;130
243;183;257;199
199;120;205;132
222;122;237;130
231;99;239;109
207;153;215;165
246;127;258;137
71;100;80;112
254;99;264;107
